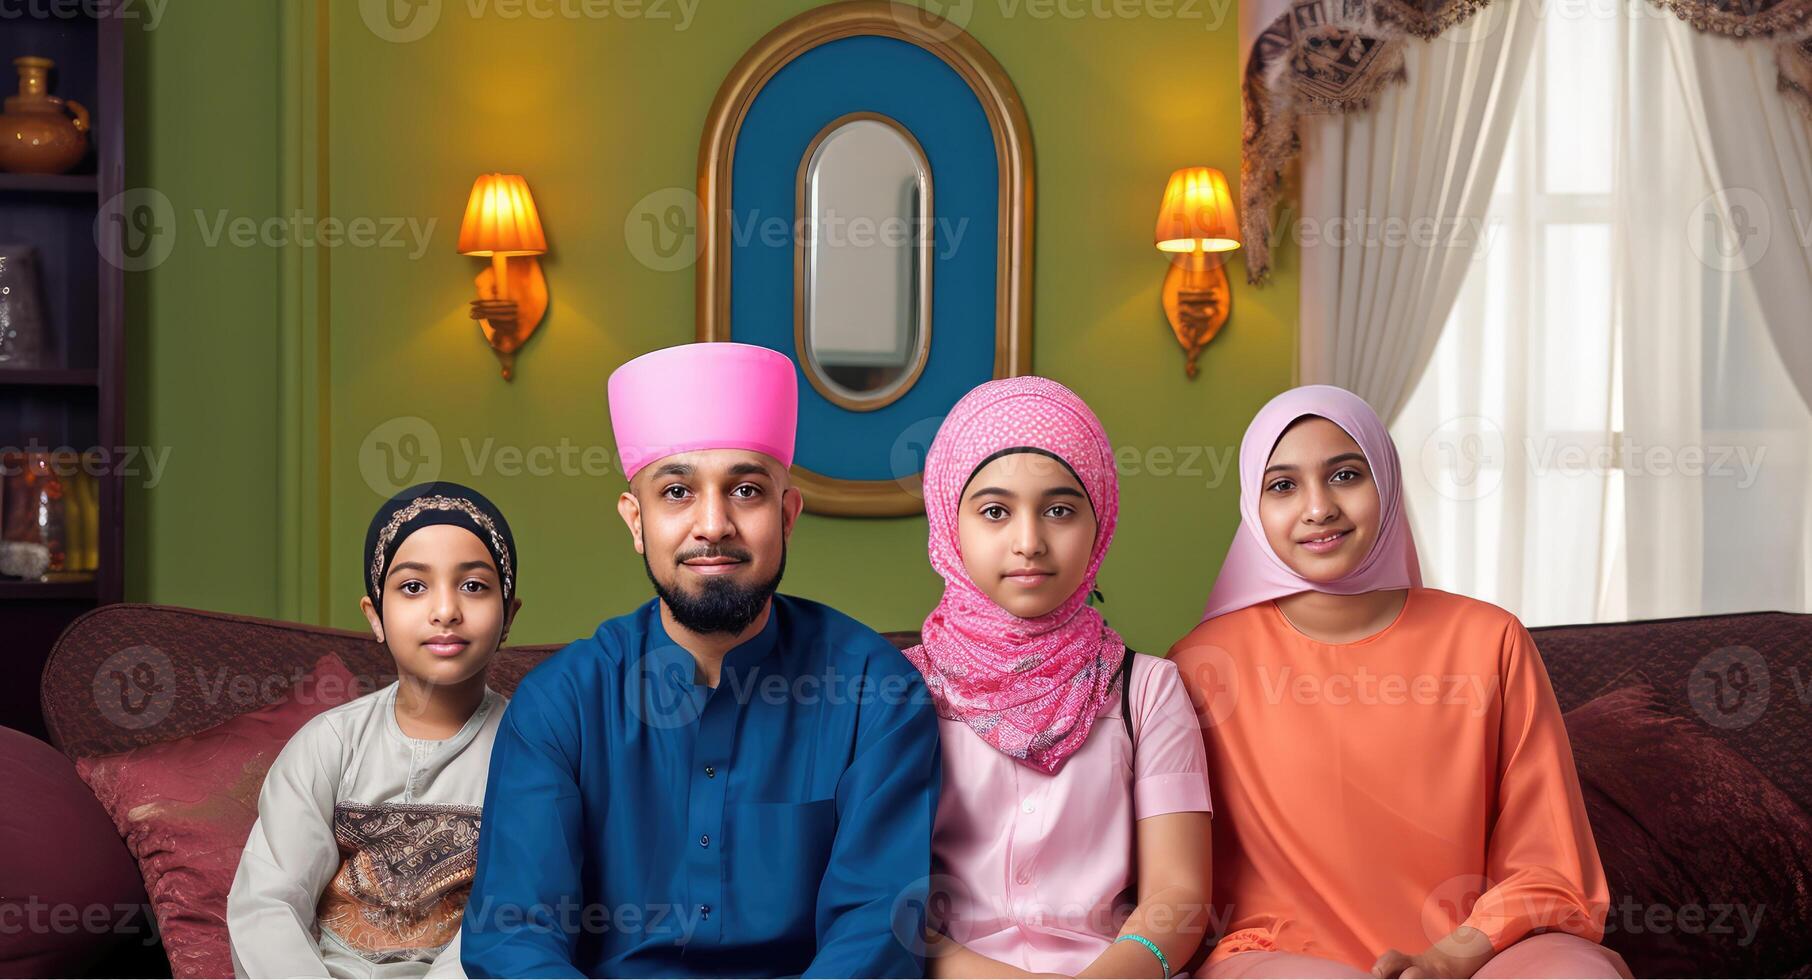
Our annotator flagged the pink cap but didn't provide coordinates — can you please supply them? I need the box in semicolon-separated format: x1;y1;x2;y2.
607;342;799;480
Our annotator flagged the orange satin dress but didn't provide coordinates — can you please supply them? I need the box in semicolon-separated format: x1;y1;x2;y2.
1168;588;1610;972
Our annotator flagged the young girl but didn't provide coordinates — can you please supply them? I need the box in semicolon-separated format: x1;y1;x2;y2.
1169;386;1629;980
228;481;522;979
904;377;1214;979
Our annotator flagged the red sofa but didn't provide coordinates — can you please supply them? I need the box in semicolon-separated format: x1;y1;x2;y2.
5;602;1811;978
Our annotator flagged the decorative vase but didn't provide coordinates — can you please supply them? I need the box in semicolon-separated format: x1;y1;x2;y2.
0;57;90;175
0;245;48;367
2;450;69;575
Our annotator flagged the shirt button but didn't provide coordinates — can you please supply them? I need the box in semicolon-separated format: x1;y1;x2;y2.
704;766;716;778
698;904;710;920
699;834;710;848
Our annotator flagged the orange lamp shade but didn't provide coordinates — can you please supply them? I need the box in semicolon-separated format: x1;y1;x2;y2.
457;173;548;256
1154;166;1240;254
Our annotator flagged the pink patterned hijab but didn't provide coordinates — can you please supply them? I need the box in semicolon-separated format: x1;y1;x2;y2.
1201;384;1422;622
903;377;1126;776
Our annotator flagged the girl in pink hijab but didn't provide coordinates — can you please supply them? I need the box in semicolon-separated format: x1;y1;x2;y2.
903;377;1214;980
1170;385;1628;980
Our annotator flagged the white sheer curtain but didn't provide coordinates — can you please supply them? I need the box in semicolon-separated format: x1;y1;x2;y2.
1663;25;1812;412
1296;0;1539;423
1390;0;1812;626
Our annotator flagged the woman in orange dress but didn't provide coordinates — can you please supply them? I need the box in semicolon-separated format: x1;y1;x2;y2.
1169;385;1631;979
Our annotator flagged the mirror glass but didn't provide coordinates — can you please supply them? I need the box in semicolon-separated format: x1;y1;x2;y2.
799;115;932;407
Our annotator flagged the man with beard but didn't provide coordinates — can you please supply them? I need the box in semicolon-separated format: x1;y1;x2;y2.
463;343;941;978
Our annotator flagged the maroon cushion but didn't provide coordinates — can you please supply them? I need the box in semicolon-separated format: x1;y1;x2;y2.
1566;680;1812;978
73;653;363;979
0;726;150;976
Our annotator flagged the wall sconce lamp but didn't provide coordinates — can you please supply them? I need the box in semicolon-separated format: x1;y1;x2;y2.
458;173;548;381
1154;166;1241;379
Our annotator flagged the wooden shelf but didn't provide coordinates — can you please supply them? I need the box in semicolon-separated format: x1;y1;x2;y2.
0;577;97;600
0;173;99;195
0;368;100;388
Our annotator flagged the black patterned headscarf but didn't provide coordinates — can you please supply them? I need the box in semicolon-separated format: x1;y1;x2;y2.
364;481;517;617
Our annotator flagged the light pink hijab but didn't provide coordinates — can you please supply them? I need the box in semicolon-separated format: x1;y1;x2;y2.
903;377;1126;776
1201;384;1422;622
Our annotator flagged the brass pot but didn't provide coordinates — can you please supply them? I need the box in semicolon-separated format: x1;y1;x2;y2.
0;57;90;175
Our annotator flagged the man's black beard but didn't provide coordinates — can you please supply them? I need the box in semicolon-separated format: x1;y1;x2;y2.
645;543;786;636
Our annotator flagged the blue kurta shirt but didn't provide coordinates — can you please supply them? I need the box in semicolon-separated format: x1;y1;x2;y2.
463;594;941;978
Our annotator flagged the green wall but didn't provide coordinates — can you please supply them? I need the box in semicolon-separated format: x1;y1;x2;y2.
130;0;1298;656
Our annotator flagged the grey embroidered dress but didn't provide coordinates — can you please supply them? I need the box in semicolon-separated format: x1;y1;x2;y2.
227;683;505;979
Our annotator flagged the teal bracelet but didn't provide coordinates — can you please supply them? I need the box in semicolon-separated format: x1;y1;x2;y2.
1114;933;1172;979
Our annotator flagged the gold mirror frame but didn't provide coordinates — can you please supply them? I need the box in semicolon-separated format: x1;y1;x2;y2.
698;0;1034;517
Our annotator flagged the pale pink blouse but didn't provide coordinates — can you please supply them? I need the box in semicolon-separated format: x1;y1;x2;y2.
931;653;1213;976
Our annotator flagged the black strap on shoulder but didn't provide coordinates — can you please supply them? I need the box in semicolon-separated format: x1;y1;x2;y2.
1120;645;1137;745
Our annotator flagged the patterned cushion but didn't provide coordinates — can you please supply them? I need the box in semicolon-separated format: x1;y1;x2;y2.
1566;680;1812;977
72;653;363;979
